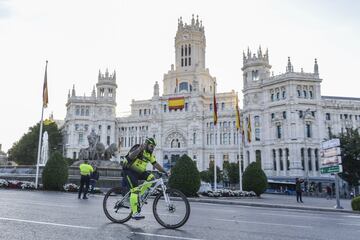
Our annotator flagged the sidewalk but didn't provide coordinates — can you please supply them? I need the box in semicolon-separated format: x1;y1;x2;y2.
189;193;359;214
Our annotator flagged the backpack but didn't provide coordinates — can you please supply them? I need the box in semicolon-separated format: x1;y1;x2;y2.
124;144;142;168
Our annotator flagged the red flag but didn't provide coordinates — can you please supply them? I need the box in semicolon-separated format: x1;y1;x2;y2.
43;61;48;108
213;86;218;125
247;115;252;143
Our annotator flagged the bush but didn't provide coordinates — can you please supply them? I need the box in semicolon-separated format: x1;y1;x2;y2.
169;154;201;197
351;196;360;211
242;162;268;197
200;170;210;183
42;151;68;190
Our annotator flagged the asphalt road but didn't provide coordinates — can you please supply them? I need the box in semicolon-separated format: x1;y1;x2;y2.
0;189;359;240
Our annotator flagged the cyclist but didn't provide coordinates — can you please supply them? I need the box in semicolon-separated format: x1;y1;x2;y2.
123;137;167;220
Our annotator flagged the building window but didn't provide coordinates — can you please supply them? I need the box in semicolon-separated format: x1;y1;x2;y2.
315;149;319;171
283;111;287;119
271;113;275;119
256;150;261;165
221;102;225;110
303;90;307;98
85;106;90;116
277;125;282;139
326;113;331;120
279;149;284;171
75;106;80;115
185;103;188;111
79;133;84;144
308;148;312;171
254;116;260;127
311;111;315;117
98;125;102;130
189;58;191;66
179;82;188;92
107;136;110;145
282;91;286;99
273;149;277;171
73;152;77;160
271;94;274;101
328;127;332;139
210;104;213;111
193;132;196;145
301;148;305;170
276;92;280;100
297;90;301;97
286;148;290;170
340;114;343;119
139;109;142;116
299;110;303;118
309;91;313;98
107;125;111;130
255;129;260;141
181;59;183;67
164;104;167;112
75;124;79;131
252;70;259;81
306;124;311;138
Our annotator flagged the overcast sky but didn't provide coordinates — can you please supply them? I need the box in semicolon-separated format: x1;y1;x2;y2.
0;0;359;152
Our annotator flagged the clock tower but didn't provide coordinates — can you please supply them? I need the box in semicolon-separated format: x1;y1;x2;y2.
175;14;206;72
162;15;215;96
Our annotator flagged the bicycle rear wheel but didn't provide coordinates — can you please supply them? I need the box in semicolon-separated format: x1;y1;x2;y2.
103;187;132;223
153;188;190;229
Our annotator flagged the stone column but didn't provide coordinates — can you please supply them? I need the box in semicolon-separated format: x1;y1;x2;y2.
311;148;316;177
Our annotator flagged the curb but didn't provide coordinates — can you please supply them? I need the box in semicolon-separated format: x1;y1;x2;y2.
187;198;360;215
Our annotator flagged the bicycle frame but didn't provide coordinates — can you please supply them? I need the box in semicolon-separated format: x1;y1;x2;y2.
120;177;170;208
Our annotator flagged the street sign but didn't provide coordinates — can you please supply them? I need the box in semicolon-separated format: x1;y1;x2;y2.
321;155;342;166
320;147;341;158
320;165;343;174
321;138;340;150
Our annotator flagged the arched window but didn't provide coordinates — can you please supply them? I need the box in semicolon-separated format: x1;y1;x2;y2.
303;90;307;98
279;149;284;171
276;92;280;100
297;90;301;97
308;148;312;171
179;82;188;92
301;148;305;170
256;150;261;166
181;46;184;57
286;148;290;170
315;149;319;171
188;44;191;55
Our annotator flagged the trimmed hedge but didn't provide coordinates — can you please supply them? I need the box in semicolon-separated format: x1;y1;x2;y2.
42;151;68;190
242;162;268;197
168;154;201;197
351;196;360;211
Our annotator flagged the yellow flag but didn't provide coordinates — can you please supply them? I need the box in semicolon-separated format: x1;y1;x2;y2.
235;95;241;130
43;61;49;108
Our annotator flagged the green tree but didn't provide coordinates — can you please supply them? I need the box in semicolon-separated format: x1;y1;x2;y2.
223;161;240;184
168;154;201;197
242;162;268;196
42;151;68;190
338;129;360;189
208;160;222;184
8;121;62;165
200;170;211;183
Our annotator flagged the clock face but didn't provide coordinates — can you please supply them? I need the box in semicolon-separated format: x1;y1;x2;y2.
183;34;189;40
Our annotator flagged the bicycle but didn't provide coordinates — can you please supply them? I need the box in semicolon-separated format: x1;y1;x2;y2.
103;173;191;229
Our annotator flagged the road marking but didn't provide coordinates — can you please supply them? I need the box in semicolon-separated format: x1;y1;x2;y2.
338;223;360;227
131;232;203;240
345;215;360;219
213;218;312;229
0;217;96;230
258;212;338;220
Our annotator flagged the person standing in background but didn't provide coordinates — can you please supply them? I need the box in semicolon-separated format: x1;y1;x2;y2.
78;160;93;199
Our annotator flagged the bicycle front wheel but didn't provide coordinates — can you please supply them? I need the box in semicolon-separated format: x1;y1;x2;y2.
153;188;190;229
103;187;132;223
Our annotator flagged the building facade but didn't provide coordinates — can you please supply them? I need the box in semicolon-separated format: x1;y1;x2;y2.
62;15;360;180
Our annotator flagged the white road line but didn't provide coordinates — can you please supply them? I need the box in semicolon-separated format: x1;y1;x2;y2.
345;215;360;219
131;232;203;240
338;223;360;227
0;217;96;230
213;218;312;229
258;212;338;220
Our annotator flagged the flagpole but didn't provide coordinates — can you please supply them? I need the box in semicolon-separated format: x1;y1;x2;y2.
35;106;44;189
35;60;48;189
238;130;243;191
214;124;217;191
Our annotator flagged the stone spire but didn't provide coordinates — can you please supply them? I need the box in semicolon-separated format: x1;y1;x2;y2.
314;58;319;75
68;89;70;98
72;84;76;97
153;81;159;97
286;57;293;72
92;86;96;97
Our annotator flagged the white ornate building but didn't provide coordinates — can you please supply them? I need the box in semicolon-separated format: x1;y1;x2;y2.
62;15;360;181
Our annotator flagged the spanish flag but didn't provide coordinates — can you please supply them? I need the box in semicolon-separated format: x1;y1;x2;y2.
247;115;252;143
235;94;241;131
43;61;49;108
168;97;185;110
213;86;218;125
